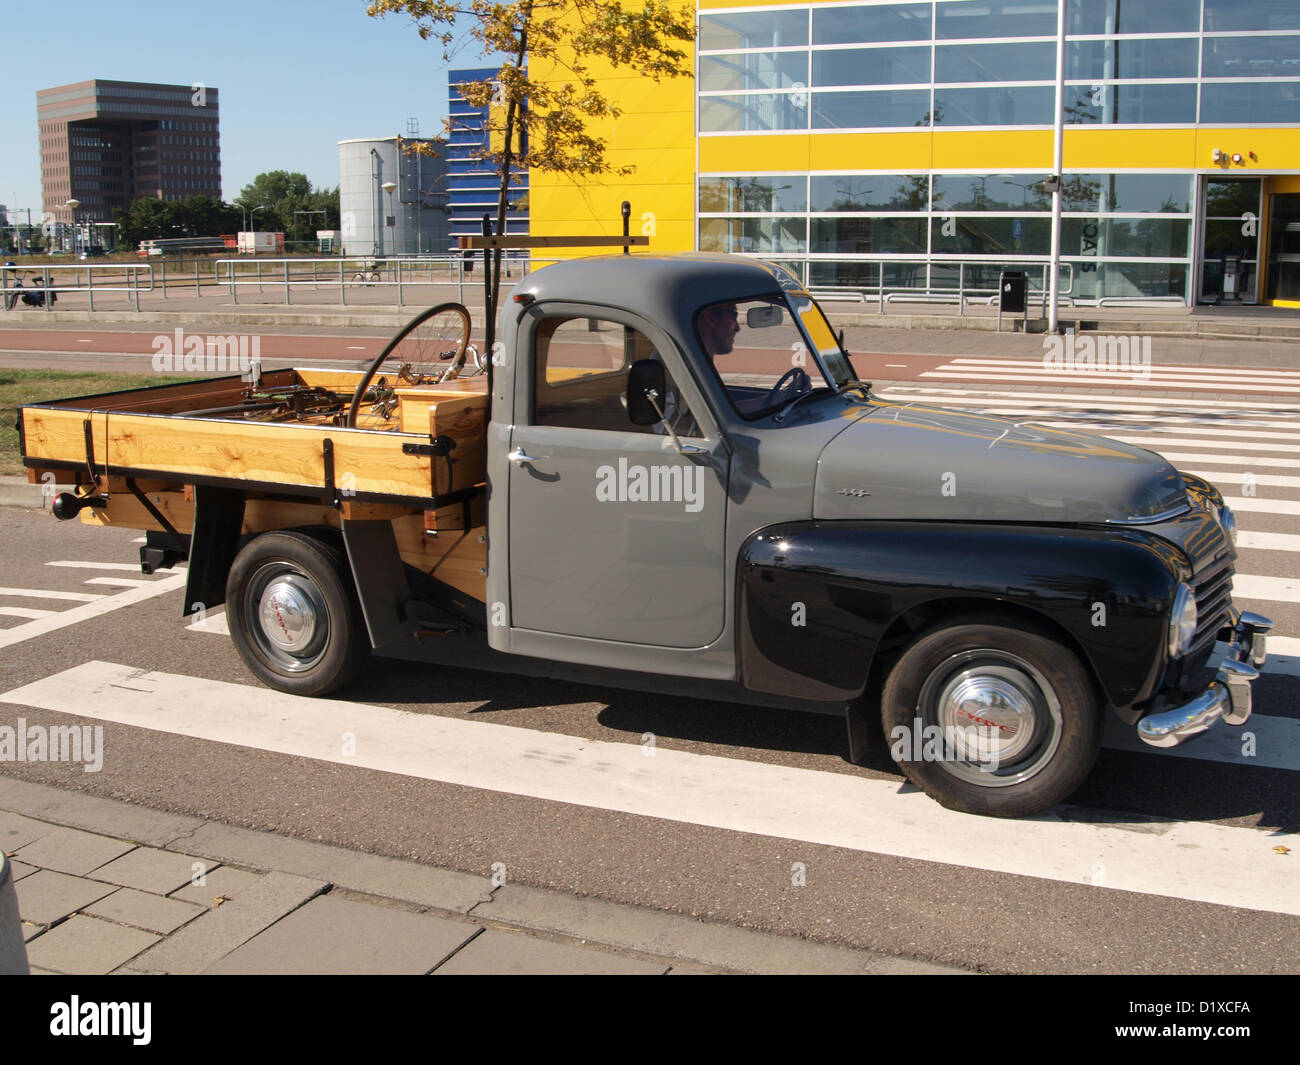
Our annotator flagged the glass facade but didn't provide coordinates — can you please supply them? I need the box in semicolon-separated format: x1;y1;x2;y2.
697;0;1300;304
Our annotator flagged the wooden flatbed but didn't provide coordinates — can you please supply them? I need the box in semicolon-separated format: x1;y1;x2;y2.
18;367;490;603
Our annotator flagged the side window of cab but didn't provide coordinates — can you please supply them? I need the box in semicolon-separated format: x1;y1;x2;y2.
533;316;698;436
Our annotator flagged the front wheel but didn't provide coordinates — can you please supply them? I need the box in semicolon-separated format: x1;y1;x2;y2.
225;531;368;696
881;619;1101;817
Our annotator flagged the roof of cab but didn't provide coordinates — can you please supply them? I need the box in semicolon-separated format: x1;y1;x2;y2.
513;253;800;328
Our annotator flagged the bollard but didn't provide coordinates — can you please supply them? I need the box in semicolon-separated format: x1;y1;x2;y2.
0;853;30;975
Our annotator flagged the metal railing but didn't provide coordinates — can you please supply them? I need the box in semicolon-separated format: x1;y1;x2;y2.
214;255;534;306
808;260;1076;317
0;262;155;311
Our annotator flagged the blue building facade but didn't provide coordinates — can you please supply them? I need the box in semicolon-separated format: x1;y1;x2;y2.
447;67;529;250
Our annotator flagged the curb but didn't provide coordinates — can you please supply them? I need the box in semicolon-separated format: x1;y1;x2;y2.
0;478;51;511
0;853;30;975
0;776;962;975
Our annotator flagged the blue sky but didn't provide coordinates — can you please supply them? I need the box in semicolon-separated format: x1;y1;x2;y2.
0;0;496;216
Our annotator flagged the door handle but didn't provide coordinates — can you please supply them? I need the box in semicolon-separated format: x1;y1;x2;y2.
508;448;540;463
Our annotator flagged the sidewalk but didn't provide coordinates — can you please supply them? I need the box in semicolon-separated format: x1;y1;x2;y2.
0;776;959;975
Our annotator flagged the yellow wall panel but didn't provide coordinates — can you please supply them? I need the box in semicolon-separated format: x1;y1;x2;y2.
527;1;695;251
1195;128;1300;173
700;135;810;173
1270;176;1300;193
809;131;933;172
932;130;1053;170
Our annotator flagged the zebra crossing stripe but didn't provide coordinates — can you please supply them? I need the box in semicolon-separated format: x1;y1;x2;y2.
1;660;1295;918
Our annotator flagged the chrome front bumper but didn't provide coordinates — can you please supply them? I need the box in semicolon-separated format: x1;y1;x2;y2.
1137;611;1273;749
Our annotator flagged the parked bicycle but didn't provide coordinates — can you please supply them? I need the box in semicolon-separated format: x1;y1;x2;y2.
3;269;57;310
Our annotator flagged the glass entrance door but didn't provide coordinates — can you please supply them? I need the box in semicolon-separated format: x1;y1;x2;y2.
1201;177;1263;304
1266;193;1300;304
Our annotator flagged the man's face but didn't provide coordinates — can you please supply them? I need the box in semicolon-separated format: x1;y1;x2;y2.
699;304;740;356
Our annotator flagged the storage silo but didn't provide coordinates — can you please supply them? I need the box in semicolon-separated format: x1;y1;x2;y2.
338;136;451;257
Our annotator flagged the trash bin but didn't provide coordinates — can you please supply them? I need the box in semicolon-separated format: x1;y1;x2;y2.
0;853;30;975
1000;270;1028;314
1221;254;1241;302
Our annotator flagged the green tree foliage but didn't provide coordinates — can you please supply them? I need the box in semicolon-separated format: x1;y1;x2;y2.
237;171;340;237
365;0;695;336
112;196;241;248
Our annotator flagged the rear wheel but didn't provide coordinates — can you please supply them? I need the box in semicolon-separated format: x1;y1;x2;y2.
225;531;367;696
881;619;1101;817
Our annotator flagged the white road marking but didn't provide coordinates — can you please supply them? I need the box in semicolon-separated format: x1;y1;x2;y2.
346;346;368;350
1104;712;1299;772
1233;574;1300;605
1106;435;1300;453
1157;452;1300;471
918;371;1300;393
879;387;1300;412
1221;496;1300;516
943;357;1300;382
0;574;187;649
1034;421;1300;443
1188;471;1300;490
46;560;157;573
82;577;155;589
2;660;1296;917
0;586;104;603
1237;530;1300;553
186;611;229;634
0;606;57;620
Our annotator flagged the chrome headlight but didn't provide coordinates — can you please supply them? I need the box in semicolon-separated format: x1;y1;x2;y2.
1219;504;1238;546
1168;583;1198;659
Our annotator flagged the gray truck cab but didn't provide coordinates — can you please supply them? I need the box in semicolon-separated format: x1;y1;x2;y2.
485;253;1271;817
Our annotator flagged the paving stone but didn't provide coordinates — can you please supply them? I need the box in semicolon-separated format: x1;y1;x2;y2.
203;895;477;975
0;811;54;852
131;871;327;975
22;922;43;942
14;869;116;925
433;929;668;975
0;776;204;846
169;866;263;907
84;888;206;935
25;915;159;975
11;826;135;876
90;846;216;894
181;822;489;913
8;861;36;881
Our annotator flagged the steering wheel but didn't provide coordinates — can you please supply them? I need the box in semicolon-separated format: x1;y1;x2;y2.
763;367;811;409
347;302;472;428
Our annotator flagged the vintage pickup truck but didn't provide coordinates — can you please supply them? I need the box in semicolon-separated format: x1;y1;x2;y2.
18;253;1271;817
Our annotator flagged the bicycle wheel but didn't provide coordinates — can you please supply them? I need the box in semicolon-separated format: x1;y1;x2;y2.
346;302;472;429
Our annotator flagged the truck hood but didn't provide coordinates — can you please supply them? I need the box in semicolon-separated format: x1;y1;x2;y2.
814;400;1187;524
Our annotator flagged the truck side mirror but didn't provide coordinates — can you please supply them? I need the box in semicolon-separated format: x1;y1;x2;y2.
627;360;666;425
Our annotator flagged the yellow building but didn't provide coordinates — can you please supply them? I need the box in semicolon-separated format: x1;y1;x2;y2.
531;0;1300;308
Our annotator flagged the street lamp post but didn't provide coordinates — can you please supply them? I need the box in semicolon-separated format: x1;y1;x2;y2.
381;180;397;256
64;198;80;257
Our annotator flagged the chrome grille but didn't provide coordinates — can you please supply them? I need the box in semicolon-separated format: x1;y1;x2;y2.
1190;555;1233;661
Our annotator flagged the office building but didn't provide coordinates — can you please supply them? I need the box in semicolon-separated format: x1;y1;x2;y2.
37;79;221;232
530;0;1300;307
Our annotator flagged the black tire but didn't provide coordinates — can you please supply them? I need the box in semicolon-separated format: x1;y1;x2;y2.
880;619;1102;817
225;531;368;696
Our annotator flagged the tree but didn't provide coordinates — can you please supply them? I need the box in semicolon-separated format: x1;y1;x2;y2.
366;0;695;338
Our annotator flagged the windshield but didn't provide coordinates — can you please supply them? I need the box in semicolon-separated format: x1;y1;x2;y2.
695;294;846;420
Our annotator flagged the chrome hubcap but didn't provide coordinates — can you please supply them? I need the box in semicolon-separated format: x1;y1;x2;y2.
919;650;1062;788
245;565;329;673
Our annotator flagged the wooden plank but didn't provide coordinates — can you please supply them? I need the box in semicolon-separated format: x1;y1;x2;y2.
429;394;488;494
458;235;648;250
82;487;195;532
340;500;422;522
392;516;487;603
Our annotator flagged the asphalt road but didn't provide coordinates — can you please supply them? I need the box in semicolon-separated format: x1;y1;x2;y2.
1;328;1298;975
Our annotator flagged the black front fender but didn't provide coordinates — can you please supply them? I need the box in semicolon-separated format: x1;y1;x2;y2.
737;521;1186;710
